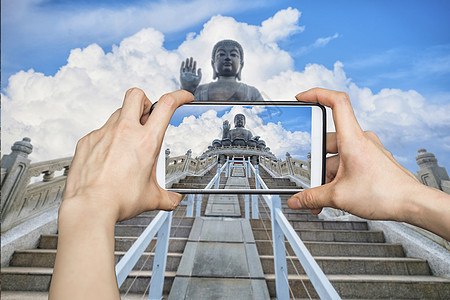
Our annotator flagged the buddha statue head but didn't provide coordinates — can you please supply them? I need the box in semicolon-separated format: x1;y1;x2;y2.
234;114;246;128
211;39;244;81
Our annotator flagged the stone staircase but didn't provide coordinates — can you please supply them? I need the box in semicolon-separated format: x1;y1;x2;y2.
2;168;450;299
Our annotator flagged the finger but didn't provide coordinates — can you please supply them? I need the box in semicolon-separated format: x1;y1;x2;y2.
140;98;154;125
144;90;194;141
180;61;185;72
193;61;197;74
120;88;152;122
326;132;338;154
296;88;362;139
158;191;183;211
98;108;121;133
197;68;202;78
325;154;340;183
189;57;193;71
287;184;335;212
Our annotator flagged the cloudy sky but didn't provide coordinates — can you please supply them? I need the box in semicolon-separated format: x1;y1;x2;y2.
2;0;450;173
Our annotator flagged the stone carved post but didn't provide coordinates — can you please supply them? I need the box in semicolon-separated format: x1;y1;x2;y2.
1;138;33;224
165;148;171;168
182;149;192;173
285;152;294;176
416;149;450;193
307;152;311;179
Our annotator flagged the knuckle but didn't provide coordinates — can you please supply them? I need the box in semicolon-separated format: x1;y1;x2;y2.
302;191;317;208
126;87;145;97
364;130;378;139
159;93;177;109
337;91;350;104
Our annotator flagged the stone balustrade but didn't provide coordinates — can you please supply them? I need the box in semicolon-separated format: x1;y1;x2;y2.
1;138;72;233
260;152;311;183
166;150;217;179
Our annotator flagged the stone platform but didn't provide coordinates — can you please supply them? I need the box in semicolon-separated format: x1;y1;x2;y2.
168;217;270;299
205;167;248;217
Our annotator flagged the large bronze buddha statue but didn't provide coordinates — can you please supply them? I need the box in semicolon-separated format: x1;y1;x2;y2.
180;39;263;101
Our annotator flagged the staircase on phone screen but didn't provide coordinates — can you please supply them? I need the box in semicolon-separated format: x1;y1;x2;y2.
2;165;450;299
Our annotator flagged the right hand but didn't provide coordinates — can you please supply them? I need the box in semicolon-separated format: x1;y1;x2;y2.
223;120;230;131
287;88;424;221
180;57;202;93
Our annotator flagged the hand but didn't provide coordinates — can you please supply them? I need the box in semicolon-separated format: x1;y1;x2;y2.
63;88;194;221
287;88;450;240
50;88;194;300
180;57;202;93
223;120;230;131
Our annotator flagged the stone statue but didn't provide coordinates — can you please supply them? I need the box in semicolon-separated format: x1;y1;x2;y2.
223;114;254;146
180;39;263;101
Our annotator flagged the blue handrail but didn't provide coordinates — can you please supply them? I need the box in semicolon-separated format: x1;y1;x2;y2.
248;162;341;300
115;210;172;300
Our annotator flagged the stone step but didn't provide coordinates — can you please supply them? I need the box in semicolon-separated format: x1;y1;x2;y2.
9;249;183;271
118;216;195;226
114;225;192;237
252;228;385;243
5;267;447;298
1;267;176;295
264;274;450;299
249;214;319;222
259;255;431;275
0;292;160;300
256;240;405;257
170;183;227;189
38;235;188;253
251;219;369;231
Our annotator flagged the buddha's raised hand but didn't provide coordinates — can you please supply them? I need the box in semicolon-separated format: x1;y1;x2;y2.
180;57;202;93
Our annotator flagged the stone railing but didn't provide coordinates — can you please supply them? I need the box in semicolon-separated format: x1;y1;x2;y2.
1;138;72;233
166;149;217;180
260;152;310;183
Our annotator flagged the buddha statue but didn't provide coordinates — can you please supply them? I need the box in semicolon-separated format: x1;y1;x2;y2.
180;39;263;101
226;114;253;146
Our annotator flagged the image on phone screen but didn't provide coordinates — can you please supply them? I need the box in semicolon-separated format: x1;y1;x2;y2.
162;103;324;194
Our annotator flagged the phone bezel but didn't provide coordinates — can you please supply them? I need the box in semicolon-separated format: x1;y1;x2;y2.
158;101;326;194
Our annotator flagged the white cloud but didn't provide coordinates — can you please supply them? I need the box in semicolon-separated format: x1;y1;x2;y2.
260;7;304;44
2;8;449;172
295;33;340;56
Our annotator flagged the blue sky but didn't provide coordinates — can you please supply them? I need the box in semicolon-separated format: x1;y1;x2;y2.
3;0;450;97
2;0;449;173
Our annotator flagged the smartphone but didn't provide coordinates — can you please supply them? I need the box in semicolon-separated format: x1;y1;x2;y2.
157;101;326;194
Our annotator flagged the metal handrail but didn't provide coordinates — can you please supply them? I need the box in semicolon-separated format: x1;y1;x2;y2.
182;161;230;217
115;210;172;300
248;162;341;300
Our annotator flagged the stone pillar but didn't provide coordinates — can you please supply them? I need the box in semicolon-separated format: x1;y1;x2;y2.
416;149;450;193
165;148;171;168
277;159;282;175
285;152;294;176
1;138;33;223
182;149;192;172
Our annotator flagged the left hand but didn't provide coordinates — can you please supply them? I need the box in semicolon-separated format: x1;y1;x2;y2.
62;88;194;222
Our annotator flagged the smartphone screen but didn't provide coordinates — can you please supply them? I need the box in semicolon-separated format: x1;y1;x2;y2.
161;102;325;194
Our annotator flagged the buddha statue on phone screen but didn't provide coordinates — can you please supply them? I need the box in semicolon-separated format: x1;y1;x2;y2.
180;39;263;101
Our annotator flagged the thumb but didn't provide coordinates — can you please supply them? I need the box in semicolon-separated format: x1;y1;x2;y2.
164;191;183;211
287;184;334;215
197;68;202;78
